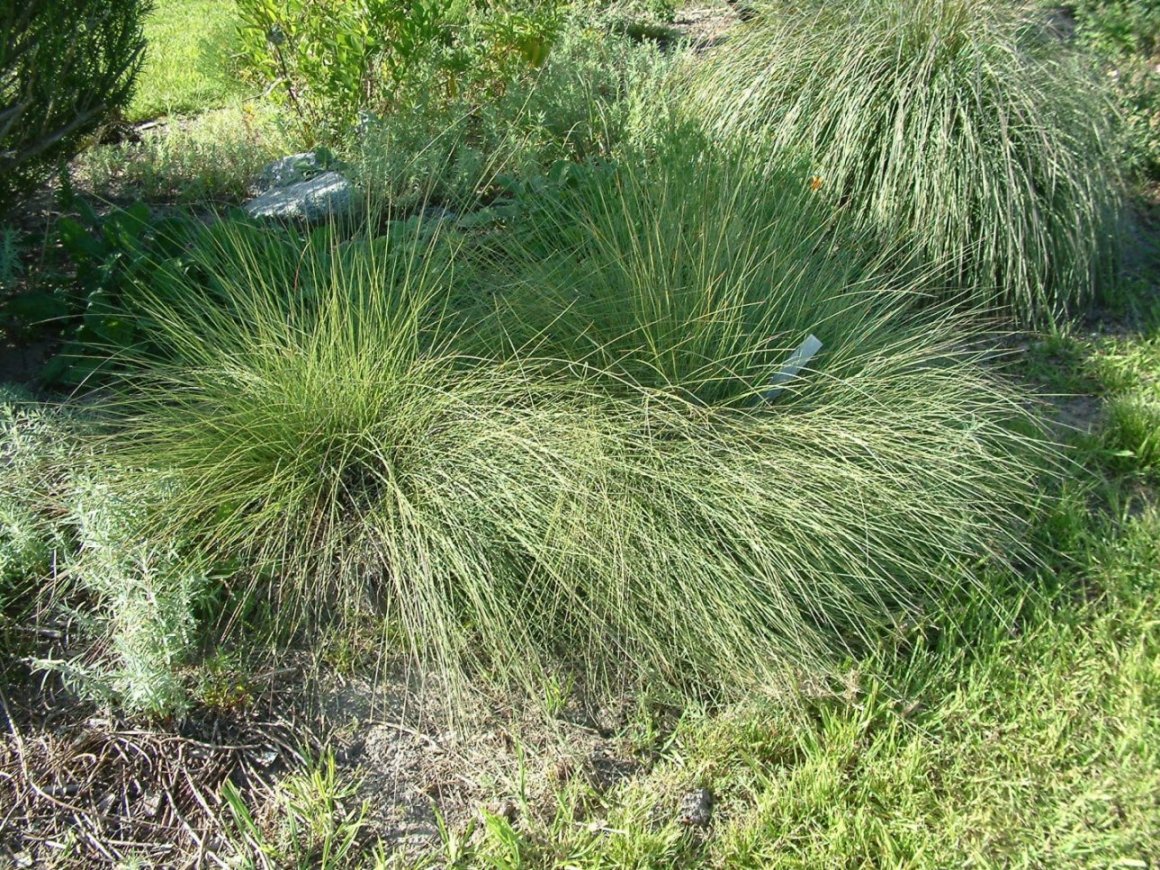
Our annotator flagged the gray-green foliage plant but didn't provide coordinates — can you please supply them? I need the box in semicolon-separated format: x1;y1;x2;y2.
0;387;71;599
356;18;673;212
92;204;1053;718
0;0;152;210
50;475;205;715
0;388;202;716
686;0;1122;325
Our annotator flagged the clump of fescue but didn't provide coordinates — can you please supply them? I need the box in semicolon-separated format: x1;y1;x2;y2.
686;0;1122;325
464;133;920;404
90;212;1055;718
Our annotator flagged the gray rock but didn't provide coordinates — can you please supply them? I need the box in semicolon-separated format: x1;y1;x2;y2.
243;172;354;222
677;787;714;827
254;152;325;193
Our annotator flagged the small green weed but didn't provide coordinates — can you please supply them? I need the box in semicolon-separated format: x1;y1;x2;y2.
223;751;368;869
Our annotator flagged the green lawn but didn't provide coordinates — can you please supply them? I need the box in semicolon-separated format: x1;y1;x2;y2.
129;0;247;121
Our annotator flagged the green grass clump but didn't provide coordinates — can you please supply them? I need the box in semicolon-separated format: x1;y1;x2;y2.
467;134;916;404
456;505;1160;867
686;0;1122;325
87;204;1053;716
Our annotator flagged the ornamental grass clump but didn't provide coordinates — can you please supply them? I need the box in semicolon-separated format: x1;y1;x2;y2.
95;209;1052;717
465;133;917;405
686;0;1121;326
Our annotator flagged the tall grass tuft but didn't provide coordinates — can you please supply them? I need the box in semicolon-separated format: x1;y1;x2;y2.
464;133;922;405
95;211;1053;717
686;0;1122;326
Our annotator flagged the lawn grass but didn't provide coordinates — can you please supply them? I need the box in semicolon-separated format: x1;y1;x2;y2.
129;0;246;122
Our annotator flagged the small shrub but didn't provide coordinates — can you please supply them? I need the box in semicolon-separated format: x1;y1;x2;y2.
356;20;673;211
77;103;291;204
0;0;152;210
0;388;73;605
234;0;562;145
1069;0;1160;179
686;0;1123;325
0;388;202;715
50;475;206;716
1070;0;1160;57
235;0;441;145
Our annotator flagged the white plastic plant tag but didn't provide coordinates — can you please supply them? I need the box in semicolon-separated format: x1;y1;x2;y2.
762;334;823;402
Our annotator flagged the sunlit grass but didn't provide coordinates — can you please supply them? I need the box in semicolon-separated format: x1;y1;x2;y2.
87;206;1053;716
129;0;247;121
686;0;1123;326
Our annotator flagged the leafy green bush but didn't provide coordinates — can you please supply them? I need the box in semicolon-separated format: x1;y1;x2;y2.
1070;0;1160;56
89;207;1052;716
235;0;561;145
356;20;672;212
1069;0;1160;179
687;0;1122;325
0;0;152;210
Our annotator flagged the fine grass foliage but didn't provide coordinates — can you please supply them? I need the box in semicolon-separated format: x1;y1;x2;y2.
223;751;368;868
466;133;919;404
687;0;1123;325
1091;331;1160;473
480;499;1160;867
87;203;1056;717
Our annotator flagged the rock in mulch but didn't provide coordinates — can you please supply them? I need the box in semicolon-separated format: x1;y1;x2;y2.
244;171;354;222
677;787;714;827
